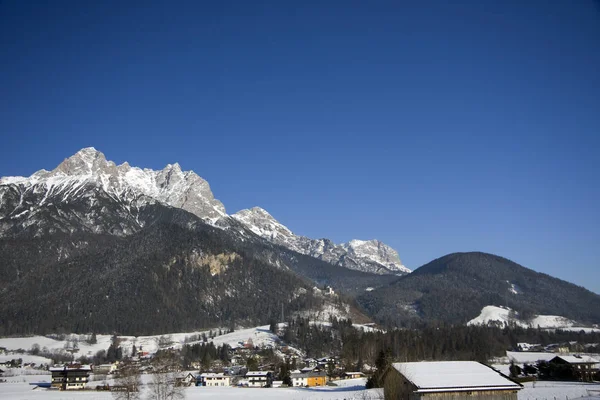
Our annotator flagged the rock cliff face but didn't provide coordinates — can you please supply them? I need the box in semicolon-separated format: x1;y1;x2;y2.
229;207;410;275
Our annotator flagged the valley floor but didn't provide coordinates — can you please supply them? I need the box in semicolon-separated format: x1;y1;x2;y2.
0;377;380;400
1;377;600;399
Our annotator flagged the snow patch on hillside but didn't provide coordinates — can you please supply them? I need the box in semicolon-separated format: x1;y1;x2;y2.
507;281;520;294
467;305;581;329
0;325;294;360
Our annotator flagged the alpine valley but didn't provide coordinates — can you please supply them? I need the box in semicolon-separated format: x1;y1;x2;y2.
0;148;598;335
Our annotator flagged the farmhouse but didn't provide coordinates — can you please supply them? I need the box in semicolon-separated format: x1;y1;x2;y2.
49;364;92;390
550;355;599;382
290;370;327;387
384;361;522;400
197;372;230;387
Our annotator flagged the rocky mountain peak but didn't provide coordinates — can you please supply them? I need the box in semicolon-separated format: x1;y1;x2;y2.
53;147;110;176
0;148;227;227
343;239;409;274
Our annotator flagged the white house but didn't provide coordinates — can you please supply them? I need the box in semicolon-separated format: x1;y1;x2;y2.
197;373;230;387
245;371;273;387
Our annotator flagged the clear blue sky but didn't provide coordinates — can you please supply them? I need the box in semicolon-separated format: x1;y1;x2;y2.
1;1;599;293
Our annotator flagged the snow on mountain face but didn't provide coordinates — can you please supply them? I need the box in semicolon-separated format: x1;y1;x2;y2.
0;148;225;237
343;239;409;273
1;147;408;276
230;207;410;275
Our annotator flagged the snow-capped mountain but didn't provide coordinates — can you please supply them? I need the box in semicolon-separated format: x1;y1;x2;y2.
0;148;225;236
229;207;410;275
0;147;408;275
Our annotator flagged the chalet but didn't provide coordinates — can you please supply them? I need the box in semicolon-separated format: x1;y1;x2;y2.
344;371;365;379
245;371;273;387
550;355;599;382
50;364;92;390
317;356;336;368
224;365;244;375
384;361;522;400
290;370;327;387
175;373;198;387
230;355;244;365
93;363;118;375
303;358;318;369
516;343;542;352
197;373;230;387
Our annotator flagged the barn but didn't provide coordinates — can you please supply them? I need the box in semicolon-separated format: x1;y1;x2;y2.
384;361;522;400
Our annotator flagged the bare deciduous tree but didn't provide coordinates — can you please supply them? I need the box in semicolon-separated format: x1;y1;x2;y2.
147;371;185;400
112;361;141;400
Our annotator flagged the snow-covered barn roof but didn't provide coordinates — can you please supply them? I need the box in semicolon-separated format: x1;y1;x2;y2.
391;361;522;393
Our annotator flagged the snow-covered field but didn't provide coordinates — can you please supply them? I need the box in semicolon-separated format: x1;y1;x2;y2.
0;377;382;399
519;381;600;400
506;351;557;364
2;378;600;399
0;354;53;365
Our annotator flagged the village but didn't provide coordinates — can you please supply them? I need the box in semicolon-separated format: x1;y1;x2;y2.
1;323;600;399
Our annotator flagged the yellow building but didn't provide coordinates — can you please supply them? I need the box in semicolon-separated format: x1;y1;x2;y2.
291;371;328;387
307;373;327;386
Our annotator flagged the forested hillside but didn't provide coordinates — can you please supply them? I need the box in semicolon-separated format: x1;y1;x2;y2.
0;202;385;335
357;252;600;327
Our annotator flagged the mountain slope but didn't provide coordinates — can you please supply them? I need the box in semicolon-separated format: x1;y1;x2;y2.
229;207;410;275
357;252;600;327
0;187;390;335
0;202;377;336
